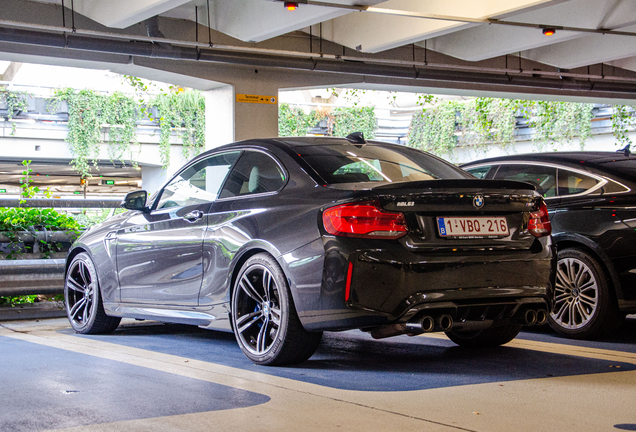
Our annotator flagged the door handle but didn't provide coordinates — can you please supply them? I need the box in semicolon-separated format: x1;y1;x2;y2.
183;210;204;223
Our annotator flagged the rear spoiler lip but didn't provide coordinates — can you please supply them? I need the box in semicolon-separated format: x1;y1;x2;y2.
371;179;537;192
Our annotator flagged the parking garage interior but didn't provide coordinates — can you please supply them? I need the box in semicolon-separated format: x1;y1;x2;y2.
2;1;636;431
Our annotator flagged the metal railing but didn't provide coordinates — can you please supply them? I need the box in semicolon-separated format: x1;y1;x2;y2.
0;198;122;299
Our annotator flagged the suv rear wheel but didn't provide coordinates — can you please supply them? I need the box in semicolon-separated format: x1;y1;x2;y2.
548;248;623;339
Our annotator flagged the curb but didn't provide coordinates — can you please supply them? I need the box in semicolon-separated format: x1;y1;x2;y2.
0;302;66;321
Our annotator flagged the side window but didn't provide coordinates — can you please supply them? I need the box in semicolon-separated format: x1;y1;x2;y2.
465;165;493;179
156;151;241;210
493;164;557;197
557;169;600;196
219;151;286;198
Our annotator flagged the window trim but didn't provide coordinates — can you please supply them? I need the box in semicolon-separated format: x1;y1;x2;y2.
466;161;608;200
215;148;289;202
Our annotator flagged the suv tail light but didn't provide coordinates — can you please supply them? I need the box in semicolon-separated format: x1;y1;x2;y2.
528;202;551;237
323;200;408;239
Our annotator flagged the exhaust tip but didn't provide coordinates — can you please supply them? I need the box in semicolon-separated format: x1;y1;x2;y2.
421;316;435;332
439;314;453;332
524;309;538;326
536;309;548;325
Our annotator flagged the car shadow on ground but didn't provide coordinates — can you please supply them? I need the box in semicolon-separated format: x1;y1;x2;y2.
64;318;636;392
520;316;636;353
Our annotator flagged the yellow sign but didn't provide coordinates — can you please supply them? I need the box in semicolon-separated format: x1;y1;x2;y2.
236;94;277;104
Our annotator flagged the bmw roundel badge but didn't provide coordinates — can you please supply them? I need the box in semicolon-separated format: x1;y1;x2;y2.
473;195;485;208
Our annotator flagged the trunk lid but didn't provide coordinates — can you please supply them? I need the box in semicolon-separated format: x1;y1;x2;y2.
372;179;542;251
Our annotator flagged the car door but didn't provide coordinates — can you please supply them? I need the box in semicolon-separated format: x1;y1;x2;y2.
198;150;288;306
117;151;241;306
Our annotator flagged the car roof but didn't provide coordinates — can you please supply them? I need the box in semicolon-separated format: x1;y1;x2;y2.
462;151;636;167
202;136;414;155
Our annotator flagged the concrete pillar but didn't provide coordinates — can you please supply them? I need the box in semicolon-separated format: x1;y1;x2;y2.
141;165;165;196
233;81;280;141
204;85;235;150
205;80;280;147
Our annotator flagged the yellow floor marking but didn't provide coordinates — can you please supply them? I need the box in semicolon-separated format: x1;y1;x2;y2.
418;332;636;365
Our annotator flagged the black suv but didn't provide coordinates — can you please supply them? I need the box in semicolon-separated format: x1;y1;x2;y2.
463;151;636;339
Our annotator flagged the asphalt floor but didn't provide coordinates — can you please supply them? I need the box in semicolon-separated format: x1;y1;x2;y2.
2;317;636;432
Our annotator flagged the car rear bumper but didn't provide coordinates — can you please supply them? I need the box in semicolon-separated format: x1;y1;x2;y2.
348;248;554;318
294;236;555;332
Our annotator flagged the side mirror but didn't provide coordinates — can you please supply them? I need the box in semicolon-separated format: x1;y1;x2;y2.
121;190;149;212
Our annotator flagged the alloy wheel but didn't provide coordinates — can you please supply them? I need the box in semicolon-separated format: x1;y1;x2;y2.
65;259;95;328
234;264;282;355
550;257;599;330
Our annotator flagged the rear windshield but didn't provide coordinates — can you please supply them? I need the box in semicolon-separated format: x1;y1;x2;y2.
299;144;469;184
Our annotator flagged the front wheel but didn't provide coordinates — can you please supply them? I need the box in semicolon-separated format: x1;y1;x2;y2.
445;323;522;348
548;248;623;339
65;252;121;334
231;253;322;366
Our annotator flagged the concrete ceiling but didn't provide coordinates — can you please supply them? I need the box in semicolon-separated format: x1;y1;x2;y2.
59;0;636;73
4;0;636;100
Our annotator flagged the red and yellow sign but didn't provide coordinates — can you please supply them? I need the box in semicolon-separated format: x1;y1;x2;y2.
236;94;277;104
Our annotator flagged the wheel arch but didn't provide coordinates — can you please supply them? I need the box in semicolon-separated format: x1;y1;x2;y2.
553;233;624;300
65;246;109;303
227;245;301;322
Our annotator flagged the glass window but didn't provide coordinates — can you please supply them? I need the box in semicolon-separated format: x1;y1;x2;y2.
493;164;557;197
557;169;600;196
299;145;468;184
465;165;492;179
219;151;286;198
156;151;240;210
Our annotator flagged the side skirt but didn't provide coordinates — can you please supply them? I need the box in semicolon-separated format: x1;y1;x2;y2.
103;302;233;332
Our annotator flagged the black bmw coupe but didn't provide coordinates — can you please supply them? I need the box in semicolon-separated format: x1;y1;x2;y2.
463;151;636;339
65;135;555;365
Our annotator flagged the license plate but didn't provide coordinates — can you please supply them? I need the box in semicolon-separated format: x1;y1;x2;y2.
437;216;509;237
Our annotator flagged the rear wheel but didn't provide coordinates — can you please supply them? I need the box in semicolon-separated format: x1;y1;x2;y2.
65;252;121;334
548;248;623;339
231;253;322;365
445;323;522;348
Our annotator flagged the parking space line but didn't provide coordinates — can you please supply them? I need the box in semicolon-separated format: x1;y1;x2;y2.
418;332;636;365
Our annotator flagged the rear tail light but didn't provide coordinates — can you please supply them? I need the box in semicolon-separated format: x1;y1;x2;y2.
322;200;408;239
528;202;551;237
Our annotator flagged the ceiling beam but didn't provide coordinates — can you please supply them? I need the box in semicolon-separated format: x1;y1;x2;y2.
72;0;192;29
313;0;558;53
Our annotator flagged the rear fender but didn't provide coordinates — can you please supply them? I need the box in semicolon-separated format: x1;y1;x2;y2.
553;232;623;300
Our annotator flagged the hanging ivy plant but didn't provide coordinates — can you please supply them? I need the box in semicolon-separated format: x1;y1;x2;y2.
0;89;30;136
101;91;140;166
407;97;595;158
612;105;636;148
54;87;205;175
149;90;205;169
331;106;377;139
528;101;593;150
279;103;312;136
408;100;460;156
55;88;103;178
277;104;378;139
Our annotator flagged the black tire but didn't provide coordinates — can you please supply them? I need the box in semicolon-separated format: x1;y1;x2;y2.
548;248;623;339
445;323;522;348
64;252;121;334
231;253;322;366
